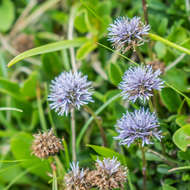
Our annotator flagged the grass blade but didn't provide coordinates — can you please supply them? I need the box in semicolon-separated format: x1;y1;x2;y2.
8;38;87;67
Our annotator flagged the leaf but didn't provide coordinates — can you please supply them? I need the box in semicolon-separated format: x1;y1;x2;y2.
163;68;189;92
108;63;123;86
11;132;50;180
41;52;63;80
157;164;170;174
155;42;166;59
0;78;24;101
176;115;190;127
87;144;126;165
21;72;38;98
8;38;87;67
0;0;15;32
173;125;190;151
162;184;177;190
74;11;88;33
160;87;181;112
76;40;97;60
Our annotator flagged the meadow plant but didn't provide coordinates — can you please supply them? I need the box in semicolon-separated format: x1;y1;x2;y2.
4;1;190;190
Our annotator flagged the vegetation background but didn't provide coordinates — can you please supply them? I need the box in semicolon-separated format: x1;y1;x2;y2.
0;0;190;189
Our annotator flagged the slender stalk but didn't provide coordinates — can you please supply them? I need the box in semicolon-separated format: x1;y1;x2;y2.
68;6;77;162
135;47;145;64
148;99;154;112
142;0;149;25
68;6;77;72
71;108;76;162
84;106;108;147
140;145;147;190
36;85;48;131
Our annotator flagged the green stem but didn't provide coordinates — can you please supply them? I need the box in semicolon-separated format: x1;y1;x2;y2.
71;108;76;162
135;47;145;64
140;145;147;190
36;85;47;131
149;33;190;55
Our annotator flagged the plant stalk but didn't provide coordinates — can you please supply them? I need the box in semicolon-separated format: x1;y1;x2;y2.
71;108;76;162
141;145;147;190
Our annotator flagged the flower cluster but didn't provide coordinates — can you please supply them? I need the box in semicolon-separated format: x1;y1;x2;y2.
31;129;63;159
115;108;162;147
108;16;150;52
48;71;93;116
64;158;127;190
87;157;127;190
64;162;89;190
119;65;164;102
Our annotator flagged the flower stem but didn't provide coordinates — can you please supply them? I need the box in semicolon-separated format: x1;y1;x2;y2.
84;105;107;147
71;108;76;162
142;0;149;25
135;47;145;64
140;145;147;190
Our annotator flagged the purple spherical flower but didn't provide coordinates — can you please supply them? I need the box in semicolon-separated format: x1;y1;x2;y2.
115;108;162;147
48;71;93;116
119;65;164;102
108;16;150;52
96;157;124;175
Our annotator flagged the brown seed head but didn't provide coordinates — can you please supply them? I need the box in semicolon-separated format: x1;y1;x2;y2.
86;158;127;190
64;162;90;190
31;129;63;159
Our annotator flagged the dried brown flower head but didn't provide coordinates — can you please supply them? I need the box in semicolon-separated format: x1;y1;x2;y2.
64;162;90;190
31;129;63;159
87;157;127;190
147;60;165;73
12;34;34;53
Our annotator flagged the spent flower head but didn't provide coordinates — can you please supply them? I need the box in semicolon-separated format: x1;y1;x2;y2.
87;157;127;190
31;129;63;159
64;162;89;190
108;16;150;52
48;71;93;116
115;108;162;147
119;65;164;102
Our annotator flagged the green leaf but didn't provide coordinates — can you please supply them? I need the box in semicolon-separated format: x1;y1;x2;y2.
176;115;190;127
76;40;97;60
162;184;177;190
74;11;88;33
21;72;38;98
108;63;123;86
163;68;189;92
0;0;15;32
160;87;181;112
41;52;63;80
157;164;170;174
87;144;126;165
11;132;50;180
173;125;190;151
0;78;24;101
8;38;87;67
155;42;166;59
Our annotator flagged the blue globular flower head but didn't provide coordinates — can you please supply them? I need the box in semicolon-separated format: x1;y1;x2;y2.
108;16;150;52
48;71;93;116
96;157;124;175
119;65;164;102
115;108;162;147
64;162;89;189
